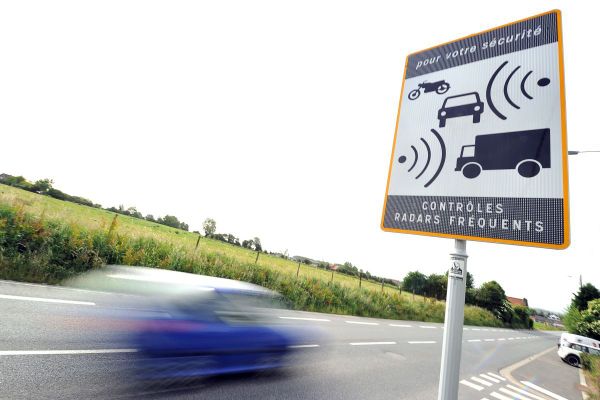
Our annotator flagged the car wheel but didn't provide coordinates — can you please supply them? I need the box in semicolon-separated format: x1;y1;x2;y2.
565;355;580;367
517;160;541;178
462;163;481;179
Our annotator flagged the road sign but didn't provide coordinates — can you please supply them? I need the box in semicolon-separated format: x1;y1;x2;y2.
381;10;569;249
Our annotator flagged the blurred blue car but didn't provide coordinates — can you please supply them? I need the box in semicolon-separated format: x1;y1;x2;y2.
67;266;308;381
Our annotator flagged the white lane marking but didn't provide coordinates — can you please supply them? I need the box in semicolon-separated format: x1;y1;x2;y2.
345;321;379;326
498;387;539;400
507;338;515;340
279;316;330;322
471;377;493;387
505;384;546;400
0;349;137;356
484;339;495;342
490;392;513;400
408;341;436;344
460;379;484;391
418;325;437;329
288;344;320;348
0;294;95;306
487;372;506;381
472;328;481;331
479;373;501;383
350;341;395;346
521;381;569;400
497;338;506;341
389;324;412;328
463;328;470;330
580;368;590;400
468;339;482;342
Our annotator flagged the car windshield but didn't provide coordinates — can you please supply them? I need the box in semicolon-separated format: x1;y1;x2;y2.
444;94;477;107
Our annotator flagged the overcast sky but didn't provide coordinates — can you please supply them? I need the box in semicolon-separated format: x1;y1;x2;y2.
1;1;599;312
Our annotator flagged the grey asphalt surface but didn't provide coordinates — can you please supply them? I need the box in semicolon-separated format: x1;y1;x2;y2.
0;280;581;400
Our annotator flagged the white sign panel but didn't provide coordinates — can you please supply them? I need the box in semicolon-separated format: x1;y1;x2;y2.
382;10;569;249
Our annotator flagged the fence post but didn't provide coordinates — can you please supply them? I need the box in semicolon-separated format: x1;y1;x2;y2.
381;278;384;292
296;261;301;278
359;272;362;288
195;235;201;252
255;251;260;264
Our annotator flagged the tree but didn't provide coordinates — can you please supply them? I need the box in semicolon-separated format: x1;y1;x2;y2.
203;218;216;237
253;237;262;252
158;215;182;229
572;283;600;311
425;274;447;300
403;271;427;295
475;281;507;317
338;262;359;277
31;179;53;194
574;299;600;340
466;272;475;290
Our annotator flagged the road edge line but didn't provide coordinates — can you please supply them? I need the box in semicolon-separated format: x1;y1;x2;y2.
499;346;555;400
579;368;589;400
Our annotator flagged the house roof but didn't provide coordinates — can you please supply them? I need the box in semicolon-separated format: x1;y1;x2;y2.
507;296;528;307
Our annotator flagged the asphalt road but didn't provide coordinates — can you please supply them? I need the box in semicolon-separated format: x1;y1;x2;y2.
0;280;583;400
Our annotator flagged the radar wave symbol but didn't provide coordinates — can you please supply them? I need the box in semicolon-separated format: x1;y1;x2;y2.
398;129;446;188
486;61;551;120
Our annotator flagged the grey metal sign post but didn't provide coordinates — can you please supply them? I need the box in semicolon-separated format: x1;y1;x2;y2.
437;240;467;400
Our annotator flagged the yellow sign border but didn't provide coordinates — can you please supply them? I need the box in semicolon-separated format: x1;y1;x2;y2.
380;9;570;250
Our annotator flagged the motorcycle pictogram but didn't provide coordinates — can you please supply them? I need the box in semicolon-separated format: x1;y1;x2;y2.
408;80;450;100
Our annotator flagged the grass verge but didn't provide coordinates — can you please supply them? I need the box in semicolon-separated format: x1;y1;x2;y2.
0;203;502;326
582;354;600;399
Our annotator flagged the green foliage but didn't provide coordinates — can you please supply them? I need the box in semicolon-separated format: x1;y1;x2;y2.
202;218;216;237
403;271;427;294
425;273;447;300
573;283;600;311
0;204;504;326
475;281;506;316
563;305;583;334
574;299;600;340
338;262;359;277
581;354;600;400
466;272;474;289
157;215;188;231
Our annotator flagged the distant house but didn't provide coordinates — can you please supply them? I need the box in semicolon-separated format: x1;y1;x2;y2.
507;296;529;307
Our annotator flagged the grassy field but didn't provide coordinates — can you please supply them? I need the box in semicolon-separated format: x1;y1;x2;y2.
0;184;420;299
533;321;564;331
0;196;504;326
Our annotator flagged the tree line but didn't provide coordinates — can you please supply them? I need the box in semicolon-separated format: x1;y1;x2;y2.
402;270;532;328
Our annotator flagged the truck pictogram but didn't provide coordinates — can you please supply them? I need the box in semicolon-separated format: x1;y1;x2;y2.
455;129;550;179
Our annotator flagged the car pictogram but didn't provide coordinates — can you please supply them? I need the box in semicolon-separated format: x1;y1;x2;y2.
437;92;484;128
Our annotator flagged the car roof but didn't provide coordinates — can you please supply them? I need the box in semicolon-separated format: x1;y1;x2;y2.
444;92;480;101
66;265;277;297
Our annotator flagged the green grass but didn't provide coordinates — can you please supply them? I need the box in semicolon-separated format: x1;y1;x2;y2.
533;321;564;331
0;183;504;326
0;184;417;297
582;354;600;400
